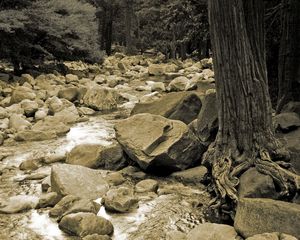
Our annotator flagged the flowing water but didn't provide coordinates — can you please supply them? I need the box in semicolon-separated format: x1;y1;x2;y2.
0;111;210;240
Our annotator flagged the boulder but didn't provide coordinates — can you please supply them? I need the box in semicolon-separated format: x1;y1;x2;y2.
0;107;8;119
58;87;79;102
0;118;9;129
51;164;109;200
59;213;113;237
135;179;158;193
187;223;238;240
65;74;79;83
0;195;39;214
83;87;121;111
166;231;187;240
10;86;36;104
103;187;137;213
115;114;205;171
21;100;39;117
83;234;111;240
273;112;300;132
146;81;166;92
105;172;126;186
190;91;218;144
32;117;70;136
170;166;208;184
35;108;48;121
66;142;126;170
131;92;202;124
238;168;277;199
246;232;298;240
19;158;41;170
282;101;300;116
234;198;300;238
168;77;189;92
9;114;31;131
148;64;166;76
47;96;64;114
38;192;60;208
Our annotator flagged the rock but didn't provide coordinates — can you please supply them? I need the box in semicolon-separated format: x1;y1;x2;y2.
21;74;35;85
59;213;113;237
283;128;300;152
66;143;126;170
58;87;79;102
35;108;48;120
0;118;9;129
41;176;51;192
0;132;4;145
51;164;109;199
105;172;126;186
49;195;80;218
115;114;205;172
234;198;300;238
146;81;166;92
0;107;8;119
103;187;137;213
273;112;300;132
47;96;64;114
131;92;202;124
0;73;10;81
148;64;166;76
10;86;36;104
19;159;41;171
139;92;161;103
170;166;208;184
168;77;189;92
38;192;60;208
282;101;300;116
83;234;111;240
238;168;277;199
21;100;39;117
187;223;238;240
32;116;70;135
6;103;24;115
9;114;31;131
15;130;57;141
166;230;187;240
66;144;104;168
96;142;127;171
135;179;158;193
52;102;80;124
190;91;218;143
0;195;39;214
59;198;101;220
246;232;298;240
65;74;79;83
83;87;121;111
78;107;95;116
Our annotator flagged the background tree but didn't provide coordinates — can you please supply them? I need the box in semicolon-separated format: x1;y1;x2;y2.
0;0;102;74
204;0;300;206
276;0;300;113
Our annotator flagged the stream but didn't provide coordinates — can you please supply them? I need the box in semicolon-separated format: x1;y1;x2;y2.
0;110;210;240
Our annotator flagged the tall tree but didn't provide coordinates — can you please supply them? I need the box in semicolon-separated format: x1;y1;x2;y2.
125;0;134;54
204;0;300;205
276;0;300;113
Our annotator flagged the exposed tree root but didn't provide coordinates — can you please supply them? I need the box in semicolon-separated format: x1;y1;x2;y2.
204;144;300;211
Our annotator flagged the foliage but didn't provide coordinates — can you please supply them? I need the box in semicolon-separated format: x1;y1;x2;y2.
0;0;102;72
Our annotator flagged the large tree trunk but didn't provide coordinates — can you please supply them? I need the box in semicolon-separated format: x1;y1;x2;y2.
205;0;300;204
276;0;300;113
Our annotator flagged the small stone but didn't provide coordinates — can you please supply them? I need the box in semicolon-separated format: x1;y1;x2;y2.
19;159;41;171
103;187;137;213
105;172;126;186
135;179;158;193
59;212;113;237
38;192;60;208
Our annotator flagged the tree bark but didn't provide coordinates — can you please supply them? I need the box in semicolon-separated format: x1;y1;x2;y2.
205;0;300;204
276;0;300;113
